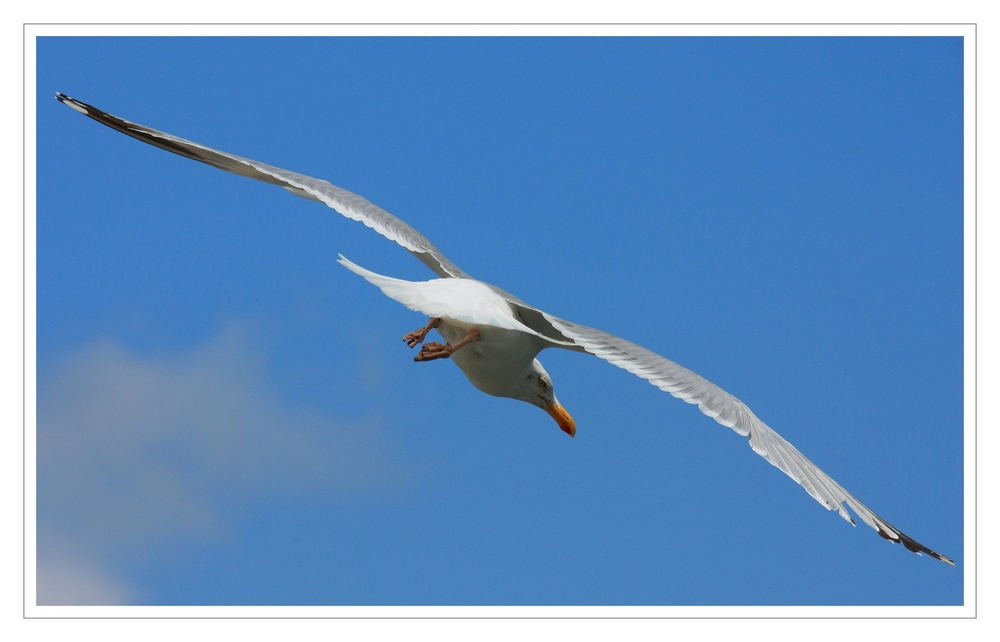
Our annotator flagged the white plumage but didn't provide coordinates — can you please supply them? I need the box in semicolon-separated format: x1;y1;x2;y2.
337;255;539;335
55;92;954;566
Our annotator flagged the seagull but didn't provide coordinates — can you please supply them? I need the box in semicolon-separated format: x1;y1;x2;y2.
55;92;954;566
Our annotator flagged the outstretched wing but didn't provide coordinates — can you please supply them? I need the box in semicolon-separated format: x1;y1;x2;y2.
55;93;470;280
57;92;952;565
536;312;955;565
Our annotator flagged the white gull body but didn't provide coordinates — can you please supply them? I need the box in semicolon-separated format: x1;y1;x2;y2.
338;256;551;397
55;92;954;566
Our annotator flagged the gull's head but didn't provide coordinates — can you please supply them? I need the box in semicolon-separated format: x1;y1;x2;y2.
510;359;576;437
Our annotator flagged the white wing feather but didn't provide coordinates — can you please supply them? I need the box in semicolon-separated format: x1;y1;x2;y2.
540;313;954;565
54;93;469;279
57;92;954;566
337;255;540;335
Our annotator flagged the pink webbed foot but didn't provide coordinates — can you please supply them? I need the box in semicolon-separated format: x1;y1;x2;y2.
412;329;480;363
403;317;441;348
414;341;452;362
403;330;427;348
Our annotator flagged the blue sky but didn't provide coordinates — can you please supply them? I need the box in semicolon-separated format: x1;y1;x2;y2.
35;36;964;606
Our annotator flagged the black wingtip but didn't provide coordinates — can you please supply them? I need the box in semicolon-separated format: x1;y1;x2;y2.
56;92;89;115
877;527;955;566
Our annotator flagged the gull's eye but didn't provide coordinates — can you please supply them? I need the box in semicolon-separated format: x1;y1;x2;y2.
538;379;548;389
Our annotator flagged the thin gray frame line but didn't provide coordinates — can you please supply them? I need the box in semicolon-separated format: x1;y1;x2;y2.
21;21;980;26
24;25;975;620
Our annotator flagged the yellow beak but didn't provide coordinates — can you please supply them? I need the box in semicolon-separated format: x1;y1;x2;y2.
542;398;576;437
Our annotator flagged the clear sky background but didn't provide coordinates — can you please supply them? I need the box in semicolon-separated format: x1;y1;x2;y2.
35;36;964;606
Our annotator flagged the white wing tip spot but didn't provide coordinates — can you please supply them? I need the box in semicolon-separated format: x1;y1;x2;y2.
59;95;89;115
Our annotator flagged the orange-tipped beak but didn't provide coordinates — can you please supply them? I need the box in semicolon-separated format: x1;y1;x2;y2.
543;399;576;437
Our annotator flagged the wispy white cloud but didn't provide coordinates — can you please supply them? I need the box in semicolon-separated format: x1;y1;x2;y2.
36;531;140;606
36;327;397;605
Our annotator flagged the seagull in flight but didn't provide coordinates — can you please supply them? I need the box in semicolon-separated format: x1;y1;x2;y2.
55;92;955;566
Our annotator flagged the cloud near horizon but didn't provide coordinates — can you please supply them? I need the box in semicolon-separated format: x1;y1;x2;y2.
36;328;397;605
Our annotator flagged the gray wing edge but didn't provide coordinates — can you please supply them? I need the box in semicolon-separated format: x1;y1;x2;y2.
56;92;952;565
55;93;470;280
539;312;955;565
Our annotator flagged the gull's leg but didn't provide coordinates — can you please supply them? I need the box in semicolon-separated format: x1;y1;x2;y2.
403;317;441;348
414;329;481;362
